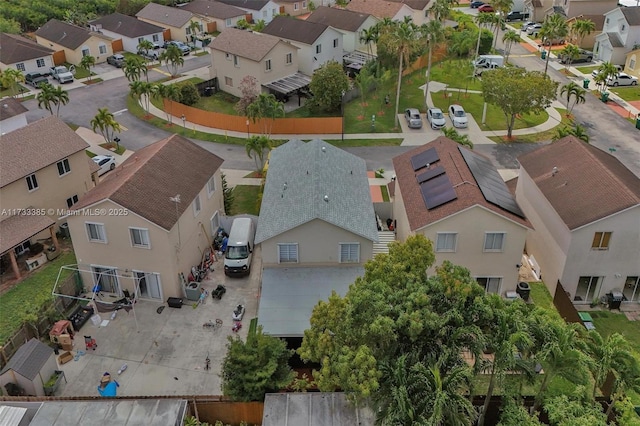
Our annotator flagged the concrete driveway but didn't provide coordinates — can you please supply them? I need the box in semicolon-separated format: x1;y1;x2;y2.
56;248;262;397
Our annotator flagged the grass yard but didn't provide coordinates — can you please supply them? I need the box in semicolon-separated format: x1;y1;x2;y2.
67;63;93;79
99;142;127;155
192;90;239;115
86;150;96;158
609;85;640;102
588;311;640;356
326;138;403;147
0;84;29;98
0;251;77;343
230;185;261;216
487;108;570;143
575;65;599;74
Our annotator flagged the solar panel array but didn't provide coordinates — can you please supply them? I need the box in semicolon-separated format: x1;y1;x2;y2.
410;148;439;171
420;173;457;209
416;165;445;184
458;147;525;218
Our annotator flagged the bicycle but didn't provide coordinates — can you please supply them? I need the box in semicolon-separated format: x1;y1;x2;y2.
202;319;223;330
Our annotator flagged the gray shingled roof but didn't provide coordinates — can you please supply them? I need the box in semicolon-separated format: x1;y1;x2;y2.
35;19;110;50
306;6;373;32
606;32;625;48
136;2;195;28
0;33;54;65
255;139;378;244
216;0;271;12
621;6;640;26
180;0;247;20
262;16;328;45
210;28;287;61
91;13;164;38
0;97;28;121
0;338;53;381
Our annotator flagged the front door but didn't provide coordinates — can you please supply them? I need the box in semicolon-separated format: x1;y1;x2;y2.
134;271;162;300
92;266;120;294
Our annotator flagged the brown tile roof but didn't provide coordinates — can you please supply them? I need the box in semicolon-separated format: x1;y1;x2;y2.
505;177;518;195
569;14;605;31
35;19;111;50
306;6;373;32
210;28;293;61
72;135;224;231
216;0;271;12
0;116;89;188
518;136;640;230
392;137;530;232
180;0;246;20
91;13;165;38
0;98;28;121
136;2;195;28
346;0;405;18
622;6;640;26
262;16;328;45
0;33;54;65
0;213;55;254
393;0;430;10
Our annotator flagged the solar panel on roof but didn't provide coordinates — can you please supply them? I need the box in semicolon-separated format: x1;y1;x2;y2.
458;147;525;218
420;173;457;209
416;165;445;184
410;147;440;171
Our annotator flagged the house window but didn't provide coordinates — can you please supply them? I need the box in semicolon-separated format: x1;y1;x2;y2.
210;211;220;235
225;76;233;87
476;277;501;294
265;59;272;71
153;34;159;42
186;27;192;35
605;18;609;24
86;222;107;243
82;48;90;57
574;276;601;303
66;195;78;208
263;10;268;18
621;24;626;31
226;18;232;27
226;53;231;60
138;37;145;44
57;158;71;176
435;233;457;252
207;175;216;197
591;232;611;250
193;194;201;216
316;44;322;54
294;3;299;10
278;243;298;263
26;174;38;191
272;8;277;16
303;1;307;8
623;276;639;302
233;55;239;67
16;63;25;71
285;53;292;64
333;38;338;48
483;232;505;252
630;59;636;69
36;58;45;68
130;227;150;248
339;243;360;263
99;44;107;54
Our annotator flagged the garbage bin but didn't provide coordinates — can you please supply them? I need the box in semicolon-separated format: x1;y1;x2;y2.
541;50;547;60
204;87;214;97
516;282;531;301
583;79;590;89
601;92;610;102
59;223;70;238
607;290;624;310
636;115;640;130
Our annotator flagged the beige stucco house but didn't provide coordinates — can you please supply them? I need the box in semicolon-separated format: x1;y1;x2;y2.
137;2;206;44
209;28;302;98
623;47;640;78
392;137;530;295
566;15;605;49
180;0;247;33
216;0;281;24
35;19;114;65
0;116;98;280
255;139;380;337
307;7;379;55
524;0;553;23
89;13;165;54
346;0;430;25
556;0;618;20
65;135;225;302
0;32;55;75
514;136;640;305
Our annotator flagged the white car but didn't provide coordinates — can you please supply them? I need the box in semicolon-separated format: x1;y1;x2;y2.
449;104;468;128
427;107;446;129
607;73;638;87
92;155;116;176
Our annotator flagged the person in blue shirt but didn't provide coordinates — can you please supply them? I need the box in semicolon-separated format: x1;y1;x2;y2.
221;233;229;253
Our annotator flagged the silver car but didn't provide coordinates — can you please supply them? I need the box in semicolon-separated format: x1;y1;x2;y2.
427;107;446;129
404;108;423;129
449;104;468;128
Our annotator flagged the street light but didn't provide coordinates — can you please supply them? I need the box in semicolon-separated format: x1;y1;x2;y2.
181;114;186;130
246;119;250;138
341;90;346;141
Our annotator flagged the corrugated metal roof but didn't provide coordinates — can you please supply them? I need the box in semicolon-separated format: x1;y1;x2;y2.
262;393;375;425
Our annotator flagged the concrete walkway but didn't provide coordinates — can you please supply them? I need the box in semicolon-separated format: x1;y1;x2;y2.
75;127;135;163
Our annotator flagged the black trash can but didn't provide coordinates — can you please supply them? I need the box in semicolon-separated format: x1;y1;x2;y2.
607;290;624;310
204;87;214;97
59;223;70;238
516;281;531;301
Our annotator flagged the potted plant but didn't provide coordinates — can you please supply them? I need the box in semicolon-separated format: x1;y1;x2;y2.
43;370;65;396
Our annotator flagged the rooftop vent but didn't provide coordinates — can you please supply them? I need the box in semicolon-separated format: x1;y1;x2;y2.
324;195;329;202
321;146;326;152
552;166;558;176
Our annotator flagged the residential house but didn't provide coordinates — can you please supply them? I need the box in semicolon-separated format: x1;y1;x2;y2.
595;6;640;65
272;0;332;17
262;16;343;75
623;45;640;78
392;137;530;295
89;13;165;54
566;14;605;48
209;28;305;98
346;0;431;25
306;7;379;55
35;19;114;65
65;135;225;302
0;33;55;74
0;116;98;280
180;0;247;33
0;338;56;397
524;0;553;23
216;0;281;23
514;136;640;305
0;97;28;135
552;0;618;20
136;2;205;44
255;139;379;338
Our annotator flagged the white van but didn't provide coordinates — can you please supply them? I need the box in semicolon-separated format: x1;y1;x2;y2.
224;218;255;277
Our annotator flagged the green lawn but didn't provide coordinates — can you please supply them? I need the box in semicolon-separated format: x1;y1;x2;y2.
609;86;640;102
575;65;599;74
588;311;640;356
0;251;77;343
0;84;29;98
67;63;93;79
487;108;570;143
230;185;261;215
192;90;239;115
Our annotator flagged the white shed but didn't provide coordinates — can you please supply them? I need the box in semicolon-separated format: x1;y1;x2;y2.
0;338;56;397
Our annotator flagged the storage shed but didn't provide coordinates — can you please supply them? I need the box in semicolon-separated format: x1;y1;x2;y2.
0;338;56;396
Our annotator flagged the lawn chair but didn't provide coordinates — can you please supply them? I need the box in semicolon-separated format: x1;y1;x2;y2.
84;336;97;350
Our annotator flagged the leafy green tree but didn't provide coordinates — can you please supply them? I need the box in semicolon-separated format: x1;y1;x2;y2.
355;66;375;106
0;68;24;98
583;331;637;399
0;17;21;34
442;127;473;148
559;81;586;115
245;135;271;171
220;326;295;401
80;55;95;82
91;107;123;145
308;60;349;113
544;388;609;426
246;93;285;136
221;172;234;214
123;55;147;82
236;18;250;29
570;18;595;46
153;83;182;124
497;397;543;426
129;80;155;115
234;75;260;116
159;44;185;78
540;14;569;75
606;360;640;418
559;44;580;70
179;81;200;106
481;67;558;138
252;19;266;32
449;29;477;57
503;30;521;63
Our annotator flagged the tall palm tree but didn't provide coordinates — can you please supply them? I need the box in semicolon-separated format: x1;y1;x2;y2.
359;27;378;59
153;83;181;124
559;44;580;70
137;39;155;70
80;55;95;81
246;93;285;136
36;82;56;115
123;55;148;82
502;30;521;63
389;19;419;127
540;14;569;76
0;68;25;98
422;20;445;109
474;12;495;64
244;135;272;171
570;18;595;47
490;0;513;48
559;81;586;114
51;85;70;117
583;331;637;399
129;80;155;115
159;45;185;78
90;108;122;145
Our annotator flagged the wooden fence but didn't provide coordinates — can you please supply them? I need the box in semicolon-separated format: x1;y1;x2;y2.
553;280;582;324
191;399;264;425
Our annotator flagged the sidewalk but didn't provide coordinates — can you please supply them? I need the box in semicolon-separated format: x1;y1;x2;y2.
75;127;135;163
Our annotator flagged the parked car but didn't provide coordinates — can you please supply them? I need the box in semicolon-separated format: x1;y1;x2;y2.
404;108;423;129
470;1;485;8
526;23;542;36
427;107;446;129
24;71;49;88
92;155;116;176
163;41;191;55
522;21;537;31
478;4;494;12
449;104;468;128
140;49;159;60
558;48;593;64
541;37;565;46
506;11;530;21
607;73;638;87
591;65;623;79
106;54;125;68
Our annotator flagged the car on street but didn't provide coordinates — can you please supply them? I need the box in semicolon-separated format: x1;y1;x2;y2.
558;48;593;64
427;107;446;129
449;104;468;128
164;41;191;55
526;23;542;36
140;49;160;60
522;21;537;31
92;155;116;176
541;37;565;46
106;54;125;68
506;11;530;21
404;108;423;129
470;1;485;7
607;73;638;86
478;4;494;12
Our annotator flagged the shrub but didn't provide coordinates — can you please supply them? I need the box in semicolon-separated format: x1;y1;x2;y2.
179;81;200;106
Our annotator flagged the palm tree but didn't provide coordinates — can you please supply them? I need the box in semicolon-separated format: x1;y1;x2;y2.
37;83;56;115
355;67;375;106
153;83;182;124
422;19;445;109
91;108;123;145
80;55;95;81
430;0;453;22
559;82;586;115
51;85;70;117
359;27;378;59
188;20;201;47
490;0;513;48
604;360;640;418
583;331;637;399
503;30;521;63
540;14;569;76
129;80;155;115
159;44;185;78
595;61;619;91
388;19;419;127
559;44;580;71
123;55;148;82
474;12;495;66
245;135;272;171
570;18;595;46
0;68;25;98
246;93;285;136
252;19;266;32
137;39;155;68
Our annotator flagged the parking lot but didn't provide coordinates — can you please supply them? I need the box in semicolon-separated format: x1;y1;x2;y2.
56;248;262;397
